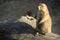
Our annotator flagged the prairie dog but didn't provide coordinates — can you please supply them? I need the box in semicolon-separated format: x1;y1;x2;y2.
18;10;36;29
37;3;52;35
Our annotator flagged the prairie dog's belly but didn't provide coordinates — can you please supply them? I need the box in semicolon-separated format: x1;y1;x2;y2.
39;17;52;34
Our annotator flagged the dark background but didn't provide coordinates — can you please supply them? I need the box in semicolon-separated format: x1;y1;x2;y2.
0;0;60;35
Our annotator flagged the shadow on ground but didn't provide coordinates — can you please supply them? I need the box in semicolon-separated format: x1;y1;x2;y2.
0;22;60;40
0;22;37;40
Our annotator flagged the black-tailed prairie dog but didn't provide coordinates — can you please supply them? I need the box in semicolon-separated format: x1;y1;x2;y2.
18;10;36;29
37;3;52;35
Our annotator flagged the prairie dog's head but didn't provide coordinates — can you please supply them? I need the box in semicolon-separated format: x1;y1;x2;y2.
38;3;48;11
26;10;35;20
38;3;50;15
26;10;33;17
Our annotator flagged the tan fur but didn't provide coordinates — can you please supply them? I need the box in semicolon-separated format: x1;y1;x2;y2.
37;3;52;35
18;15;36;29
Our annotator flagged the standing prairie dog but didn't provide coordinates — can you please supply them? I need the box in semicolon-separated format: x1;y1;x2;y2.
37;3;52;35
